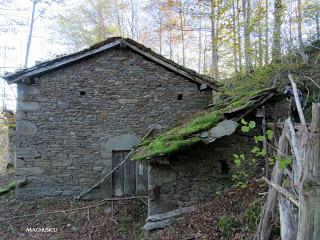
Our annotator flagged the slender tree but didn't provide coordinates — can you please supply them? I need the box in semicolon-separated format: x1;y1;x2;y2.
271;0;283;62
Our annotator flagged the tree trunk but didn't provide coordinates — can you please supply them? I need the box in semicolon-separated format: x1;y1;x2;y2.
237;0;242;72
232;0;238;73
272;0;283;62
279;195;298;240
211;0;219;80
179;0;185;66
254;122;289;240
316;11;320;40
242;0;252;71
198;1;202;73
296;103;320;240
264;0;269;65
297;0;303;49
25;0;37;67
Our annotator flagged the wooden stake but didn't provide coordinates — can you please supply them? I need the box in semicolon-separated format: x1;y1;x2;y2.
77;128;154;200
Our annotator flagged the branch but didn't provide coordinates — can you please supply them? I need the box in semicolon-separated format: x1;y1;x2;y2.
77;128;154;200
262;177;299;207
288;72;306;125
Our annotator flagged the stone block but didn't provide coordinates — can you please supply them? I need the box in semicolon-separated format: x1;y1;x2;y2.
17;101;40;111
16;148;40;159
57;99;70;109
16;120;37;136
16;167;44;176
52;158;72;167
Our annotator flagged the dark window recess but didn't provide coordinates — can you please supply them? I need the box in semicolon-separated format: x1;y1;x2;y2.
219;160;230;174
80;91;86;96
177;94;183;100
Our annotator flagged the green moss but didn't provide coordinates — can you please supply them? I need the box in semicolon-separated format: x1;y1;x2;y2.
132;111;223;160
133;63;289;161
0;181;16;195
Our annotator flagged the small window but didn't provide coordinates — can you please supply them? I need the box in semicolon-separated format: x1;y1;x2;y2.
177;94;183;100
80;91;86;96
220;160;230;174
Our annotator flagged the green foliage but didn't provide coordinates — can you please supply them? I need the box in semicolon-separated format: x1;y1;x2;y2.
241;118;256;133
277;157;292;169
266;129;273;140
232;171;249;189
0;181;16;195
233;119;274;188
218;215;239;239
244;200;261;232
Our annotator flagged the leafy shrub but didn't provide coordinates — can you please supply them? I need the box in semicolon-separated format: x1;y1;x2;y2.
218;215;239;239
245;200;261;231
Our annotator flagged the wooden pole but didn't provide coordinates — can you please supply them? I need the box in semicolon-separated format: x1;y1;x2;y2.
262;177;299;207
296;103;320;240
77;128;154;200
254;121;289;240
288;73;306;125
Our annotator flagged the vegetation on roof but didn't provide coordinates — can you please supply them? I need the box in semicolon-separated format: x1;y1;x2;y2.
133;60;314;161
133;64;284;161
132;111;223;160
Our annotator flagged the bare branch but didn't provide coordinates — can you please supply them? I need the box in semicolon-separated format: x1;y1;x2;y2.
288;73;306;125
262;177;299;207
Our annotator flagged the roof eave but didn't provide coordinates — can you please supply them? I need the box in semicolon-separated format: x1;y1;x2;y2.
3;38;220;90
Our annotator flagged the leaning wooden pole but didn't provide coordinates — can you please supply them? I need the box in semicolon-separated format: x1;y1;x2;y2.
296;103;320;240
254;121;289;240
77;128;154;200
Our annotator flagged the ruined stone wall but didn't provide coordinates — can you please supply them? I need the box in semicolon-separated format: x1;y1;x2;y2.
147;132;255;216
15;47;212;199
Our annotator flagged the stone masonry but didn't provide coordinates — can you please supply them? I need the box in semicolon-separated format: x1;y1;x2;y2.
14;47;212;199
147;132;255;216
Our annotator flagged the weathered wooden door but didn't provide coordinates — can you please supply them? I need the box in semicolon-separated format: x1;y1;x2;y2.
112;150;136;196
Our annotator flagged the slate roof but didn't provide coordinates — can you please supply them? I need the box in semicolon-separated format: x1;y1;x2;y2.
2;37;220;90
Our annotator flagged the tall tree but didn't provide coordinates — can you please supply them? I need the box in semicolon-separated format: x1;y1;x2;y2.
232;0;238;73
297;0;303;49
271;0;283;62
264;0;269;64
56;0;119;49
211;0;219;80
242;0;252;71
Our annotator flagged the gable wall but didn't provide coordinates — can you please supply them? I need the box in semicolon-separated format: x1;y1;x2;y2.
14;48;212;199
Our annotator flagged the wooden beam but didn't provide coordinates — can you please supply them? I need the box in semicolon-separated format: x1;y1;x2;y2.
262;176;299;207
288;73;306;125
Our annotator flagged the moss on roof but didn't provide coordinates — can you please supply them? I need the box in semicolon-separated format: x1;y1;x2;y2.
132;63;288;161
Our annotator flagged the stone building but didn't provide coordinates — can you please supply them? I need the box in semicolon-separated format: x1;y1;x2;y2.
133;88;286;230
3;37;219;199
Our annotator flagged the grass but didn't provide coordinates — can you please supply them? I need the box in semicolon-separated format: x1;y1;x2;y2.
0;180;16;195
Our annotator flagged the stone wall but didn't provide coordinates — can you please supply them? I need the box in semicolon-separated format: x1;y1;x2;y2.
15;47;212;199
147;131;255;216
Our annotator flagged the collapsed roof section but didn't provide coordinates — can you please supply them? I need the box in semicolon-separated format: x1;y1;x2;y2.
132;87;280;161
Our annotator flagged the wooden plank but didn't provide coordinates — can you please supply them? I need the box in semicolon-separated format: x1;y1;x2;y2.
112;151;124;197
124;151;136;195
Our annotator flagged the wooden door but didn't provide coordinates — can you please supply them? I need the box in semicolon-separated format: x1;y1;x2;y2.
112;150;136;196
